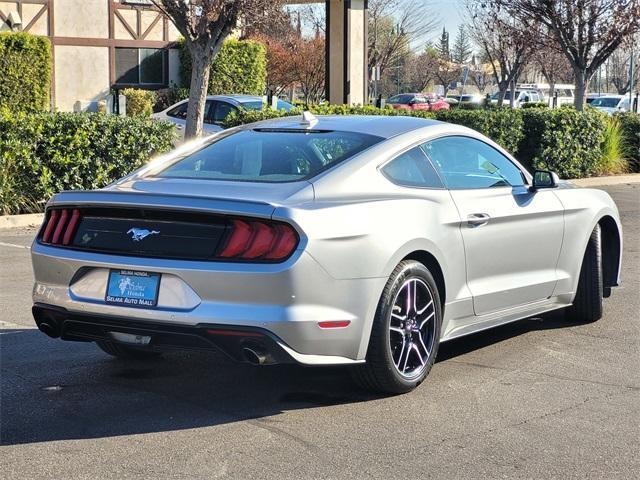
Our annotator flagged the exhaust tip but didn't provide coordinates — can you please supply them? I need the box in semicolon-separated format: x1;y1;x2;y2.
38;321;60;338
242;346;267;365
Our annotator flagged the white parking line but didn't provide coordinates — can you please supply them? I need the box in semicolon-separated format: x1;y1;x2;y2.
0;242;30;250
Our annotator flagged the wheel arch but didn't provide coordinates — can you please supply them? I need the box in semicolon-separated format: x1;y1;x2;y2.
402;250;446;308
598;215;622;297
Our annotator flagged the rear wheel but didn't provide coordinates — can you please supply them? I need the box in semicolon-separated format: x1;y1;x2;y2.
96;340;162;360
566;224;603;323
351;260;442;394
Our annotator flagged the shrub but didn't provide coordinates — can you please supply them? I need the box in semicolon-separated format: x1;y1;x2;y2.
0;110;175;214
616;112;640;173
0;32;52;113
434;108;523;154
122;88;156;117
521;102;549;109
153;86;189;112
598;117;628;175
520;107;608;178
179;39;267;95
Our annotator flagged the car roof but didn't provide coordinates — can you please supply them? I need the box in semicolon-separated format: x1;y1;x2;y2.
205;94;268;103
239;114;442;140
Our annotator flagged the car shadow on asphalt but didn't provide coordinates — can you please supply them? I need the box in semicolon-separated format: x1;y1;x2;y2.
1;310;572;446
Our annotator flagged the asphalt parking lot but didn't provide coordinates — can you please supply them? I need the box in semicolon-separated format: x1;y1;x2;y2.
1;183;638;479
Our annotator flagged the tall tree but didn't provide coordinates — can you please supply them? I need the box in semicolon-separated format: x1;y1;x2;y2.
468;2;535;106
152;0;281;139
437;27;450;59
489;0;640;110
608;34;640;94
452;25;473;64
368;0;438;83
532;41;574;99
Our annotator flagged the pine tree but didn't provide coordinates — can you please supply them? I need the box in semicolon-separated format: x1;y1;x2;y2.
438;27;450;59
452;25;472;64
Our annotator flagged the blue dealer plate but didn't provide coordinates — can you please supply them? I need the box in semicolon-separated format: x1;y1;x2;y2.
105;270;161;308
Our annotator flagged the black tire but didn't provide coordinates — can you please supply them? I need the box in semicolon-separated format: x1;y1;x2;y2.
96;340;162;360
351;260;442;394
566;224;603;323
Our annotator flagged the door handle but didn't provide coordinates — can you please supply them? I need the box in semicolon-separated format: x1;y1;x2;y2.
467;213;491;228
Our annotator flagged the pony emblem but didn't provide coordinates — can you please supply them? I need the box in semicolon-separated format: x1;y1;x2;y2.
127;228;160;242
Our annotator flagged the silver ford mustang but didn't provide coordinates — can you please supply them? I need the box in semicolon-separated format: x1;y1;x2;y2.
31;114;622;394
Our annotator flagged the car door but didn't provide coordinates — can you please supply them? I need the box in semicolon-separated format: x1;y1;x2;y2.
422;135;565;316
205;101;238;134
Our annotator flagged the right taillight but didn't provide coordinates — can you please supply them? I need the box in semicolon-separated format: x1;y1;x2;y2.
218;219;299;262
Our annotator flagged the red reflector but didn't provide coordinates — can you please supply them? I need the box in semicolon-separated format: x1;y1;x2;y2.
62;209;81;246
241;222;274;259
219;220;253;258
51;209;69;244
206;329;263;337
318;321;351;329
42;209;60;243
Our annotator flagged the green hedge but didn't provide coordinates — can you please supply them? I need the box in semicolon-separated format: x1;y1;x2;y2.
179;39;266;95
0;111;175;214
0;32;52;113
617;112;640;173
224;104;627;178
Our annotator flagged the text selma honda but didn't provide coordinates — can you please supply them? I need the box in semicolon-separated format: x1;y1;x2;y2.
31;114;622;393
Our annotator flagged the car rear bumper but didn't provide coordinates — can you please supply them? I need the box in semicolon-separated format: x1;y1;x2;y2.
31;243;385;364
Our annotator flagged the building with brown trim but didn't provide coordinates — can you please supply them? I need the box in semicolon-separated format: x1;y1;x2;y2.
0;0;181;112
1;0;369;111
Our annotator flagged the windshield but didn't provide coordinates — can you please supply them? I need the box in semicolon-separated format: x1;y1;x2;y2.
155;129;383;183
387;94;414;104
591;97;621;108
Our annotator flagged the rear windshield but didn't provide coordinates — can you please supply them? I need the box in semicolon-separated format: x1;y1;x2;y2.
155;129;383;182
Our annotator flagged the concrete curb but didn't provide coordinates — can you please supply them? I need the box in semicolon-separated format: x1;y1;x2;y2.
0;213;44;230
1;174;638;230
570;174;640;187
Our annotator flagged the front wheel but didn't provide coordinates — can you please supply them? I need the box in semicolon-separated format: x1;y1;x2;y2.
566;224;603;323
351;260;442;394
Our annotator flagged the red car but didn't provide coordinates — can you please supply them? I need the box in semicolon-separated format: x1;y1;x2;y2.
386;93;450;111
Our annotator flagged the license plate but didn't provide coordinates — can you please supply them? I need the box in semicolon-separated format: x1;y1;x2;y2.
105;270;161;308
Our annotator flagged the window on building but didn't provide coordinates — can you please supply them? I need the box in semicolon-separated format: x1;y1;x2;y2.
115;48;167;86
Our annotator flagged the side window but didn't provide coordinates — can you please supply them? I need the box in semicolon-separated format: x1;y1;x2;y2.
167;102;188;119
381;147;443;188
202;100;215;124
422;136;525;190
212;101;238;124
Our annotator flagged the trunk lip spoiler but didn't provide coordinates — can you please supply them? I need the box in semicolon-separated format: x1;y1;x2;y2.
47;190;276;220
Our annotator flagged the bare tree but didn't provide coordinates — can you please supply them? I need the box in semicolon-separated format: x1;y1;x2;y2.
406;48;440;92
368;0;439;79
291;36;326;104
609;34;640;94
490;0;640;110
532;41;574;99
468;3;534;107
152;0;281;139
434;55;462;97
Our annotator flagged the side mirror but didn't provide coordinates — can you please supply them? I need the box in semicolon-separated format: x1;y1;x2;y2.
531;169;559;190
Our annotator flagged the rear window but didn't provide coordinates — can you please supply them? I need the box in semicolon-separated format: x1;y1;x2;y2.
155;129;383;182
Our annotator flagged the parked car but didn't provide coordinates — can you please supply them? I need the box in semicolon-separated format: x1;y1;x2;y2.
446;94;483;105
31;114;622;394
387;93;450;111
490;89;542;108
589;95;632;114
152;95;294;138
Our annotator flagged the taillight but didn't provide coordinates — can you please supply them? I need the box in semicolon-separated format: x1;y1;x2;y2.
219;219;299;261
40;208;82;246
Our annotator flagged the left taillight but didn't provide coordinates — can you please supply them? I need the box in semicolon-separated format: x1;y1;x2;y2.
40;208;82;246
